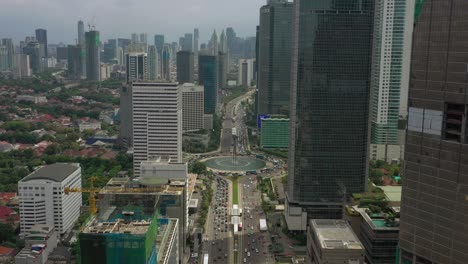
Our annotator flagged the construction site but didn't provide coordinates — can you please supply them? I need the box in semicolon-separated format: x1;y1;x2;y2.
72;171;197;264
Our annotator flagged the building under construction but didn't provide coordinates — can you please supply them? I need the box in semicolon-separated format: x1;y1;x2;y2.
80;211;159;264
77;167;197;264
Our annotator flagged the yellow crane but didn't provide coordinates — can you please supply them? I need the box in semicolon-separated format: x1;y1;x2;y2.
65;176;100;215
64;177;184;215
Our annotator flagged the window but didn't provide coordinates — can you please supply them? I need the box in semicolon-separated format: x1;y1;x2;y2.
444;103;464;143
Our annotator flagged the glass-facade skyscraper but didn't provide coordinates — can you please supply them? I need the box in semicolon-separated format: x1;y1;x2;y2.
286;0;374;220
85;30;101;81
257;0;293;117
198;54;218;114
176;50;194;84
399;1;468;263
35;28;47;58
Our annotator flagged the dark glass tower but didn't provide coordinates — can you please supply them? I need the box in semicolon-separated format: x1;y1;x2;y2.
85;30;101;81
67;45;82;79
176;50;194;84
257;0;293;117
286;0;374;219
35;28;47;58
23;41;41;74
399;1;468;263
198;54;218;114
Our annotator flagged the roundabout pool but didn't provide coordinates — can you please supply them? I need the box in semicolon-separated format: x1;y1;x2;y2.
204;156;266;171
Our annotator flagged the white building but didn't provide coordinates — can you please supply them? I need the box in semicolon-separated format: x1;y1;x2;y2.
100;63;112;80
139;157;187;185
132;82;182;176
16;95;48;104
238;58;255;88
18;163;82;237
370;0;414;162
126;52;147;82
181;83;204;132
12;54;32;79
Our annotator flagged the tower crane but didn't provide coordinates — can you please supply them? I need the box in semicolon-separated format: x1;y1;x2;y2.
64;177;181;215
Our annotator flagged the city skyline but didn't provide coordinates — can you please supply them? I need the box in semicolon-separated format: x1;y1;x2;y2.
0;0;264;44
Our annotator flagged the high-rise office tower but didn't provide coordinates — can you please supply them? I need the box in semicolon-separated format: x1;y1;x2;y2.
226;27;236;53
148;45;158;80
176;50;194;84
209;30;218;56
399;1;468;263
218;51;227;89
35;28;48;58
67;45;82;79
161;44;171;81
285;0;374;222
179;37;185;50
170;42;179;62
131;33;139;44
77;21;85;46
132;82;182;177
78;21;86;79
23;41;41;74
219;30;228;53
12;54;31;78
181;83;204;132
194;28;199;65
370;0;413;162
199;53;218;114
183;33;193;51
139;33;147;45
257;0;293;117
238;58;255;88
126;52;148;83
154;35;164;52
85;30;100;81
1;39;14;69
0;46;9;71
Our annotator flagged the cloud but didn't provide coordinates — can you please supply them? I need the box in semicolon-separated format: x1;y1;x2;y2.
0;0;264;44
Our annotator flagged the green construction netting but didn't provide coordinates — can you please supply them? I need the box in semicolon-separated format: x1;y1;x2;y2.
414;0;427;21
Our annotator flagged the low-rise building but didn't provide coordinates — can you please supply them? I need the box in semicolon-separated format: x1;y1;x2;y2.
78;119;101;132
16;95;48;104
15;224;58;264
307;219;365;264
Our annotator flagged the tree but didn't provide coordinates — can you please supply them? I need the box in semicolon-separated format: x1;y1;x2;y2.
190;162;207;175
0;222;15;243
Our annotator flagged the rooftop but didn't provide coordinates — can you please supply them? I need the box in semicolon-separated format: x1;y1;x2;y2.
82;218;153;235
310;219;363;250
21;163;80;182
379;186;402;203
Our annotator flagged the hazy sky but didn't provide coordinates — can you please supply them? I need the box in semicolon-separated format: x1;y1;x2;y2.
0;0;264;44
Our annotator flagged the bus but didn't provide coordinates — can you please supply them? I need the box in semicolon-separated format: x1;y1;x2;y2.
203;254;209;264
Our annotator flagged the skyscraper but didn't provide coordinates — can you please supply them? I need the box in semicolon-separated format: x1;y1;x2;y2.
285;0;374;222
85;30;100;81
77;21;85;46
131;33;139;44
218;51;227;89
176;50;194;84
77;21;86;79
181;83;204;132
12;54;31;78
126;53;148;83
154;35;164;52
399;1;468;263
132;82;182;177
183;33;193;51
194;28;199;65
23;41;41;74
209;30;218;56
161;44;171;81
0;46;9;71
148;45;158;80
67;45;82;79
1;39;14;69
35;28;48;58
370;0;413;162
198;53;218;114
257;0;293;117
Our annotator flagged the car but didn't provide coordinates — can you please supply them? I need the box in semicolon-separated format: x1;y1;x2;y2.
255;248;259;253
243;258;247;263
245;248;247;253
247;252;251;257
